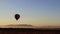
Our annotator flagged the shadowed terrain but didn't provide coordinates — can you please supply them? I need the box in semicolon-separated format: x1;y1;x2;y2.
0;25;60;34
0;28;60;34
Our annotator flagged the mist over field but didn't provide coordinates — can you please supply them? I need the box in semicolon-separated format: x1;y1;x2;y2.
0;24;60;29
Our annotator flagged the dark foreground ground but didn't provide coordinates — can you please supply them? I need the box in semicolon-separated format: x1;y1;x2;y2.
0;28;60;34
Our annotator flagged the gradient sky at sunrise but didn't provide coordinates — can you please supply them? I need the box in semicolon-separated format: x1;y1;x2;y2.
0;0;60;26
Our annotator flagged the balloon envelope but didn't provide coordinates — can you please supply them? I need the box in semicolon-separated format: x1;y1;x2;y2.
15;14;20;20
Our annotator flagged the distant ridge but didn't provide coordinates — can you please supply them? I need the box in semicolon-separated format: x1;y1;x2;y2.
0;24;60;28
7;24;32;26
0;24;37;28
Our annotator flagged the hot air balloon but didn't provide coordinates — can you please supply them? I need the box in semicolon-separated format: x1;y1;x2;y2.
15;14;20;20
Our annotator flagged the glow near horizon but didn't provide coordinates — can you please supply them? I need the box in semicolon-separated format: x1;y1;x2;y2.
0;0;60;26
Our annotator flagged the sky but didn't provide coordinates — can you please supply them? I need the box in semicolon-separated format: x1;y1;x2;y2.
0;0;60;26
